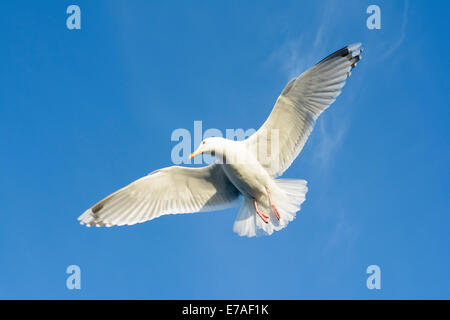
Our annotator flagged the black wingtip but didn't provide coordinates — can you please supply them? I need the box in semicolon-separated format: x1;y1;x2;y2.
316;46;349;65
316;43;363;67
351;55;361;68
92;203;104;214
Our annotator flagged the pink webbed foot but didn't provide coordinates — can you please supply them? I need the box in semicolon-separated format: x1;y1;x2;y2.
254;199;269;223
266;187;280;220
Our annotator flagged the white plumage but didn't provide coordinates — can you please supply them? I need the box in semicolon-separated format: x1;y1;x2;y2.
79;43;362;237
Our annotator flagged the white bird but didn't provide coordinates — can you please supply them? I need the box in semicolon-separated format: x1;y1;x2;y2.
79;43;362;237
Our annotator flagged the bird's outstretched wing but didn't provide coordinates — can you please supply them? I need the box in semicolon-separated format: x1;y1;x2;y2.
78;164;240;227
245;43;362;177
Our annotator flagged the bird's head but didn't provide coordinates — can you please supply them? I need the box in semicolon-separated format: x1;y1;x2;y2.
189;137;225;159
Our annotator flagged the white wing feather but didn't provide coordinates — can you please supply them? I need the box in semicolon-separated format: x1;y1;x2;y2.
246;43;362;177
78;164;240;227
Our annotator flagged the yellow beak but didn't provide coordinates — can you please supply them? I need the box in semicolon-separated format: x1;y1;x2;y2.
189;150;201;159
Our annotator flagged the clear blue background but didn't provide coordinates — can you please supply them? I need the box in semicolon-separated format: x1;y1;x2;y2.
0;0;449;299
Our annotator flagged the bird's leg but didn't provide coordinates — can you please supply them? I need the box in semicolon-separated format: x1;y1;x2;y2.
266;187;280;220
254;199;269;223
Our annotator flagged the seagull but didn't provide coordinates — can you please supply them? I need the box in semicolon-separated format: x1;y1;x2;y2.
79;43;362;237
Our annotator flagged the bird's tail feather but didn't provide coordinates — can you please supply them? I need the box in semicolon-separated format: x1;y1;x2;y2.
233;179;308;237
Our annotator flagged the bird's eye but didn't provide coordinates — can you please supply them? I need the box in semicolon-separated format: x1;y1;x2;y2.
202;141;205;145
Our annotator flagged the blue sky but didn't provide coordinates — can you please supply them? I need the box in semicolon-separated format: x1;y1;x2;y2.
0;0;449;299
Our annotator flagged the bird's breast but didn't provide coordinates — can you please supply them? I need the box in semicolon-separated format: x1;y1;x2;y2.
219;160;271;200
